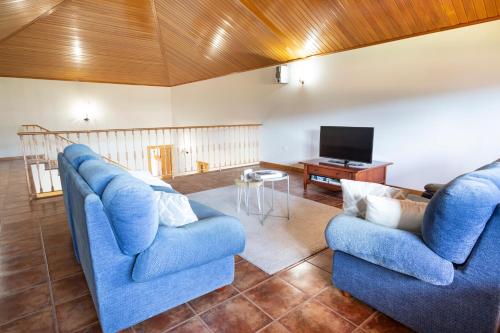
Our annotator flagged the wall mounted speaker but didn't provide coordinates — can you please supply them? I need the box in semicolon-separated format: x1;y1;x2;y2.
275;65;289;84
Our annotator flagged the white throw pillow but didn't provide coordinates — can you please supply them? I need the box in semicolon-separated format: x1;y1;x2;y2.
129;170;172;188
340;179;406;218
365;194;427;233
153;191;198;227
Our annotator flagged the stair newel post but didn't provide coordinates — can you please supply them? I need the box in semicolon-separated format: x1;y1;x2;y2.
20;135;33;200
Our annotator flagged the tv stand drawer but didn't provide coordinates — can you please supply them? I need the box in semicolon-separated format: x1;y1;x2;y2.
308;165;352;180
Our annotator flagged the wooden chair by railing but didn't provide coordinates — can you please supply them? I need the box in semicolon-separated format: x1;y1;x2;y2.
18;124;262;199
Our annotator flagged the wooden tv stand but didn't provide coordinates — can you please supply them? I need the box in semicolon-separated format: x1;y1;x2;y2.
301;159;393;191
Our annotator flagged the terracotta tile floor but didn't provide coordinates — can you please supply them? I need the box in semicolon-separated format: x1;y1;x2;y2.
0;160;413;333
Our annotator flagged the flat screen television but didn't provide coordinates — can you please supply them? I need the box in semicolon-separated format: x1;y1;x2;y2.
319;126;374;165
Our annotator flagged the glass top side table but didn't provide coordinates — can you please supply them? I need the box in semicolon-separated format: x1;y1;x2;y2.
249;170;290;224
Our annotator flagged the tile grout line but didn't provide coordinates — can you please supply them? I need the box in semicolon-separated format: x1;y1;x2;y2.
357;310;379;330
39;218;61;333
184;302;216;333
254;281;332;332
314;295;375;329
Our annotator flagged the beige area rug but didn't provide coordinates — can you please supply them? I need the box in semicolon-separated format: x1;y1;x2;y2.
188;185;342;274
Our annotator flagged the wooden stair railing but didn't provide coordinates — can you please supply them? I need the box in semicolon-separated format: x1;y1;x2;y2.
18;123;261;199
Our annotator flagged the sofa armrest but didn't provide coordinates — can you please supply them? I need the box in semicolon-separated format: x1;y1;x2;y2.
132;215;245;282
325;214;454;285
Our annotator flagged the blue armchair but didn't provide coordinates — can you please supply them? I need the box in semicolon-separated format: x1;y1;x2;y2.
58;144;245;333
326;161;500;333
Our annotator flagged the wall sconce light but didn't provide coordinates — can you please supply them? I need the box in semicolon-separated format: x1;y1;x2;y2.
84;100;91;121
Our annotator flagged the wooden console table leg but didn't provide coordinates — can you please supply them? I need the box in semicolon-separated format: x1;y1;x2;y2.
303;167;308;191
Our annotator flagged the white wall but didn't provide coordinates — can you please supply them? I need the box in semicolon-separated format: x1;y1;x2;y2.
0;78;172;157
172;20;500;190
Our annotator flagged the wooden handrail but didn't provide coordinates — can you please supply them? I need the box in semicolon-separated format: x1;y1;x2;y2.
18;123;262;135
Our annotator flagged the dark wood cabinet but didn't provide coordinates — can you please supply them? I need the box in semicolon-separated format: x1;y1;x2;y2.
301;159;393;191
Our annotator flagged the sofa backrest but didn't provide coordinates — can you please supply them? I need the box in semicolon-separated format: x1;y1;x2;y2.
63;144;101;169
422;162;500;264
61;144;158;256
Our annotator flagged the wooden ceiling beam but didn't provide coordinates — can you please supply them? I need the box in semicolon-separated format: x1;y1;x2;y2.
150;0;171;86
0;0;67;44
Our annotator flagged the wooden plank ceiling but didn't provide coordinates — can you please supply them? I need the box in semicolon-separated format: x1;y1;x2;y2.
0;0;498;87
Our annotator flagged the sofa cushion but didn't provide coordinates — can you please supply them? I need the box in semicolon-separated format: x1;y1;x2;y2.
189;200;225;220
129;170;173;188
477;161;500;171
133;212;245;282
470;163;500;188
79;160;125;196
326;214;454;285
365;195;427;233
154;191;198;227
102;174;159;255
422;174;500;264
63;144;101;169
340;179;406;218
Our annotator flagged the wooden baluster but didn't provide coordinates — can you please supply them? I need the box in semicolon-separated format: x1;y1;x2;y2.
33;135;43;194
96;132;102;156
217;127;222;171
148;129;153;173
106;131;111;160
256;126;261;162
43;134;55;192
243;126;247;164
193;128;197;171
175;128;182;174
155;129;160;176
124;131;130;169
241;126;244;165
233;127;237;166
132;130;137;170
182;128;187;173
252;126;256;163
208;127;212;171
170;129;176;177
223;127;227;167
114;131;120;164
140;130;145;170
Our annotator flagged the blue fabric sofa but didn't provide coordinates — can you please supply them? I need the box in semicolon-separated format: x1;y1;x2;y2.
58;144;245;333
326;161;500;333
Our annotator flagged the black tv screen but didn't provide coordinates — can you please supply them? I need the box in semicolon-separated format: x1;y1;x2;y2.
320;126;374;163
